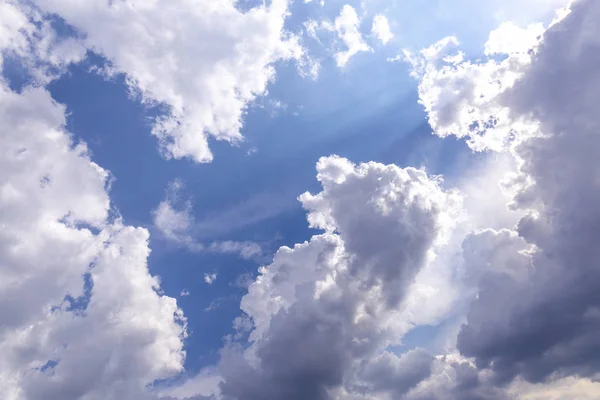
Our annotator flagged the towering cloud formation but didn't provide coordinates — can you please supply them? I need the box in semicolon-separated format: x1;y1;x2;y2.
215;156;462;399
407;0;600;394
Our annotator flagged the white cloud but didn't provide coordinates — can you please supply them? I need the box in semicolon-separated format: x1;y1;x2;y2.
204;273;218;285
32;0;306;163
209;155;462;399
0;25;185;400
153;180;193;242
402;25;541;152
327;5;371;67
371;15;393;44
0;1;85;85
152;180;263;261
6;0;599;399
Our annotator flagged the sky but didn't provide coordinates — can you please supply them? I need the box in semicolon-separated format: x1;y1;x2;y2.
2;0;600;399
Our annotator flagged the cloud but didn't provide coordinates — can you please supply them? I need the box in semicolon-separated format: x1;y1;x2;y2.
192;189;296;240
402;25;541;152
208;155;462;399
457;0;600;384
508;376;600;400
152;180;263;261
325;5;371;67
32;0;307;163
204;273;218;285
406;0;600;393
6;0;599;398
175;0;600;397
153;180;193;242
0;21;185;399
371;15;393;45
0;1;85;85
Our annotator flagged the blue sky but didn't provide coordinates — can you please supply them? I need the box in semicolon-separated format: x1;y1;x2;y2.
3;0;600;399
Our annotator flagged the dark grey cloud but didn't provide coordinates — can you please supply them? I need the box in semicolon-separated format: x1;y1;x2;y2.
457;0;600;386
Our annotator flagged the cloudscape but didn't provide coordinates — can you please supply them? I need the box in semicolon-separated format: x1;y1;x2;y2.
1;0;599;399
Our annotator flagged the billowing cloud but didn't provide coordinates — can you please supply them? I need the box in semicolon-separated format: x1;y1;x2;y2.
407;0;600;392
32;0;307;163
0;19;186;400
0;0;85;84
211;155;462;399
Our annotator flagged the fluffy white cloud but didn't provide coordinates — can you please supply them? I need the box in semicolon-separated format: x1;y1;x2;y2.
0;77;185;400
402;25;540;152
0;0;85;84
32;0;307;163
6;0;600;398
371;15;393;45
0;7;186;398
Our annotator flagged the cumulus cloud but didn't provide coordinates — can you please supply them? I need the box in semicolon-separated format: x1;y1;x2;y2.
405;0;600;393
32;0;307;163
402;26;540;152
207;155;463;399
0;17;186;399
371;15;393;45
0;0;85;84
457;0;600;384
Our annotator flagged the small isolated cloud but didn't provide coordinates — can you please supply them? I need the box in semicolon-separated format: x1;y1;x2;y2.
152;180;263;261
204;273;218;285
180;289;191;297
153;179;192;242
0;1;85;85
325;4;371;67
371;14;393;44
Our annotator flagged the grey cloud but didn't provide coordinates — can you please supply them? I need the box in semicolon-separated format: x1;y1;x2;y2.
456;0;600;386
216;156;462;399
